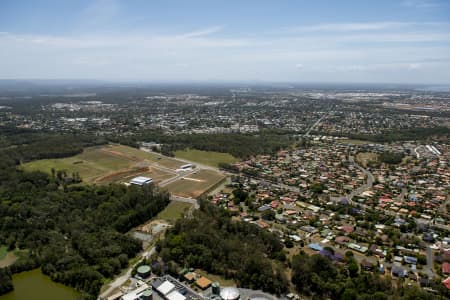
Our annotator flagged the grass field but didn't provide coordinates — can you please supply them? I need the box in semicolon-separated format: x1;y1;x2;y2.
174;149;238;168
0;246;7;260
156;201;193;223
195;269;236;286
22;144;182;184
165;169;225;198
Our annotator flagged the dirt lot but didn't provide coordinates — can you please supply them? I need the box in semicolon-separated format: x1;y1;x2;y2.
165;169;226;198
356;152;378;167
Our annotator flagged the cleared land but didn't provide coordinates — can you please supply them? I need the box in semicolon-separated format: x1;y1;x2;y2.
165;169;226;198
155;201;193;223
0;248;18;268
174;149;238;168
356;152;379;167
22;144;181;184
22;144;228;199
195;269;235;286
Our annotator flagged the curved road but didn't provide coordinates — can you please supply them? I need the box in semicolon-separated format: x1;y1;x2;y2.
99;247;156;300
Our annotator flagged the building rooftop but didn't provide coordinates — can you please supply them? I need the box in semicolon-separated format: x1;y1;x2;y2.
157;280;176;295
130;176;153;185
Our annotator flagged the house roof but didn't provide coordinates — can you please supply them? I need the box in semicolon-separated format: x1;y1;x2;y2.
360;259;374;268
308;243;323;251
196;276;212;289
443;262;450;274
443;277;450;290
184;272;196;281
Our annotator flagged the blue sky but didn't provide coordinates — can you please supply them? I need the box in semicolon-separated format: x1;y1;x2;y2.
0;0;449;83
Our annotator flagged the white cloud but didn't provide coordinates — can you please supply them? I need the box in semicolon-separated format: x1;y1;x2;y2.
285;22;414;33
179;26;223;38
0;20;449;83
408;63;421;70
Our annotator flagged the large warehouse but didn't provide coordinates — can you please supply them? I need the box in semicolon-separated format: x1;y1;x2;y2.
130;176;153;186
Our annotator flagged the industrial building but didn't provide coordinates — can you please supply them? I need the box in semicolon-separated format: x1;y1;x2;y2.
176;164;195;172
219;287;240;300
137;265;151;279
130;176;153;186
121;283;152;300
151;275;203;300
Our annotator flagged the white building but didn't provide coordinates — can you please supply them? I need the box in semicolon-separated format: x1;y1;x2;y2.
130;176;153;186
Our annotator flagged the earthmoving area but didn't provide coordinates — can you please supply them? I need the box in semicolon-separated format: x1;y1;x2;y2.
23;144;226;198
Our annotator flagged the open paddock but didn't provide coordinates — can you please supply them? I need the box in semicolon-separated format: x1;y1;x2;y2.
22;144;181;184
174;149;238;168
109;144;185;170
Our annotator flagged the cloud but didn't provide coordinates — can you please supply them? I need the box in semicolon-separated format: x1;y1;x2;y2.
180;26;223;38
408;63;421;70
285;22;414;33
0;19;449;83
333;62;431;73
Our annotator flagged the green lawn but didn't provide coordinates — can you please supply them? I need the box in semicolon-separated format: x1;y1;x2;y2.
174;149;238;167
22;147;132;182
156;201;193;222
0;245;7;260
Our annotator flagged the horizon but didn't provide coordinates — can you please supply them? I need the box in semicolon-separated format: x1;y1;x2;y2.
1;0;450;84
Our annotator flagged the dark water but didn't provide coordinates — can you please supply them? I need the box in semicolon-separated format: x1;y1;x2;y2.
0;269;79;300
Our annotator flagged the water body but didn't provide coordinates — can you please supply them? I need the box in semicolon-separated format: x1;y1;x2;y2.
0;269;79;300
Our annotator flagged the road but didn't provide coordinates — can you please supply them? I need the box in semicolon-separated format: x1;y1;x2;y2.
159;168;198;187
414;146;421;159
346;156;374;203
304;114;327;137
99;247;156;299
425;246;435;279
170;194;199;209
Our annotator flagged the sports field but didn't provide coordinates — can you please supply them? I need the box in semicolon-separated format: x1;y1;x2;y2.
174;149;238;167
22;144;181;184
165;169;226;198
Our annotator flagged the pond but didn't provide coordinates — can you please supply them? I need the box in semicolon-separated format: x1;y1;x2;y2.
0;269;79;300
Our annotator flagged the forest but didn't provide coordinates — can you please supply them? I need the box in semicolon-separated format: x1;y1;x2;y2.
156;200;289;295
0;129;170;299
113;130;293;159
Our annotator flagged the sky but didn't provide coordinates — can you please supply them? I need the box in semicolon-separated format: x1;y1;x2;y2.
0;0;450;84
